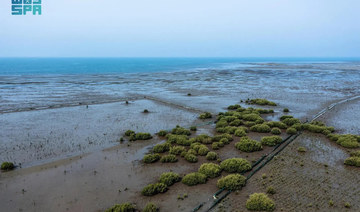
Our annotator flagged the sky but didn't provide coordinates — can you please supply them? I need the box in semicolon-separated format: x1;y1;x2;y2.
0;0;359;57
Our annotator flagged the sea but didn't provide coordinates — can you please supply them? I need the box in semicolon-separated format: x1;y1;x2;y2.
0;57;359;113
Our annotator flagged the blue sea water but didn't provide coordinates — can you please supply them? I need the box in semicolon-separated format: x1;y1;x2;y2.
0;57;359;75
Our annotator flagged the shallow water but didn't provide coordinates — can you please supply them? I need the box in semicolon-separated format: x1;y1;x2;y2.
0;60;359;113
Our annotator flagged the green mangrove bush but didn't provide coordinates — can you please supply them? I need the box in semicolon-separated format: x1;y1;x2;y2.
234;128;247;137
246;99;277;106
350;150;360;157
105;203;136;212
169;146;186;155
124;130;135;136
1;162;15;171
130;132;153;141
280;115;293;121
143;154;161;163
217;174;247;190
256;109;274;114
297;147;307;153
198;146;210;156
344;157;360;167
166;134;190;146
199;112;212;119
286;127;297;135
212;142;221;150
220;158;252;173
198;163;222;178
329;134;360;148
271;128;281;135
160;154;178;163
281;118;300;127
219;138;230;145
191;134;212;144
246;193;275;211
261;136;282;146
303;124;334;135
157;130;168;137
190;126;197;131
229;119;243;126
235;137;263;152
212;133;233;142
182;172;207;186
243;114;263;122
159;172;181;186
244;121;256;127
143;203;159;212
135;133;152;140
266;121;287;129
206;152;218;160
141;183;168;196
216;120;228;128
267;186;276;195
171;126;191;136
187;149;197;155
152;143;171;153
250;124;271;133
185;153;198;163
228;104;242;110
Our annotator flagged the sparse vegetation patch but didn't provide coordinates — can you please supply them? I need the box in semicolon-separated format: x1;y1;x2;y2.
246;193;275;211
105;202;136;212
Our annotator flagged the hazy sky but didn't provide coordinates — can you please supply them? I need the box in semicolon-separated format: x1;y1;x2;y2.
0;0;359;57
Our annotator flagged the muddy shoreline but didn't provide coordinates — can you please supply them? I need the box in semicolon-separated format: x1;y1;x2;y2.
0;94;359;212
1;63;360;212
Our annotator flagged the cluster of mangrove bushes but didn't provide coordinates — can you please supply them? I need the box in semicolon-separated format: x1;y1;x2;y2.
142;172;181;196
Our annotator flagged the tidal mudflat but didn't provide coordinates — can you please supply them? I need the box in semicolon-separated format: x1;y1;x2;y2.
0;62;360;212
